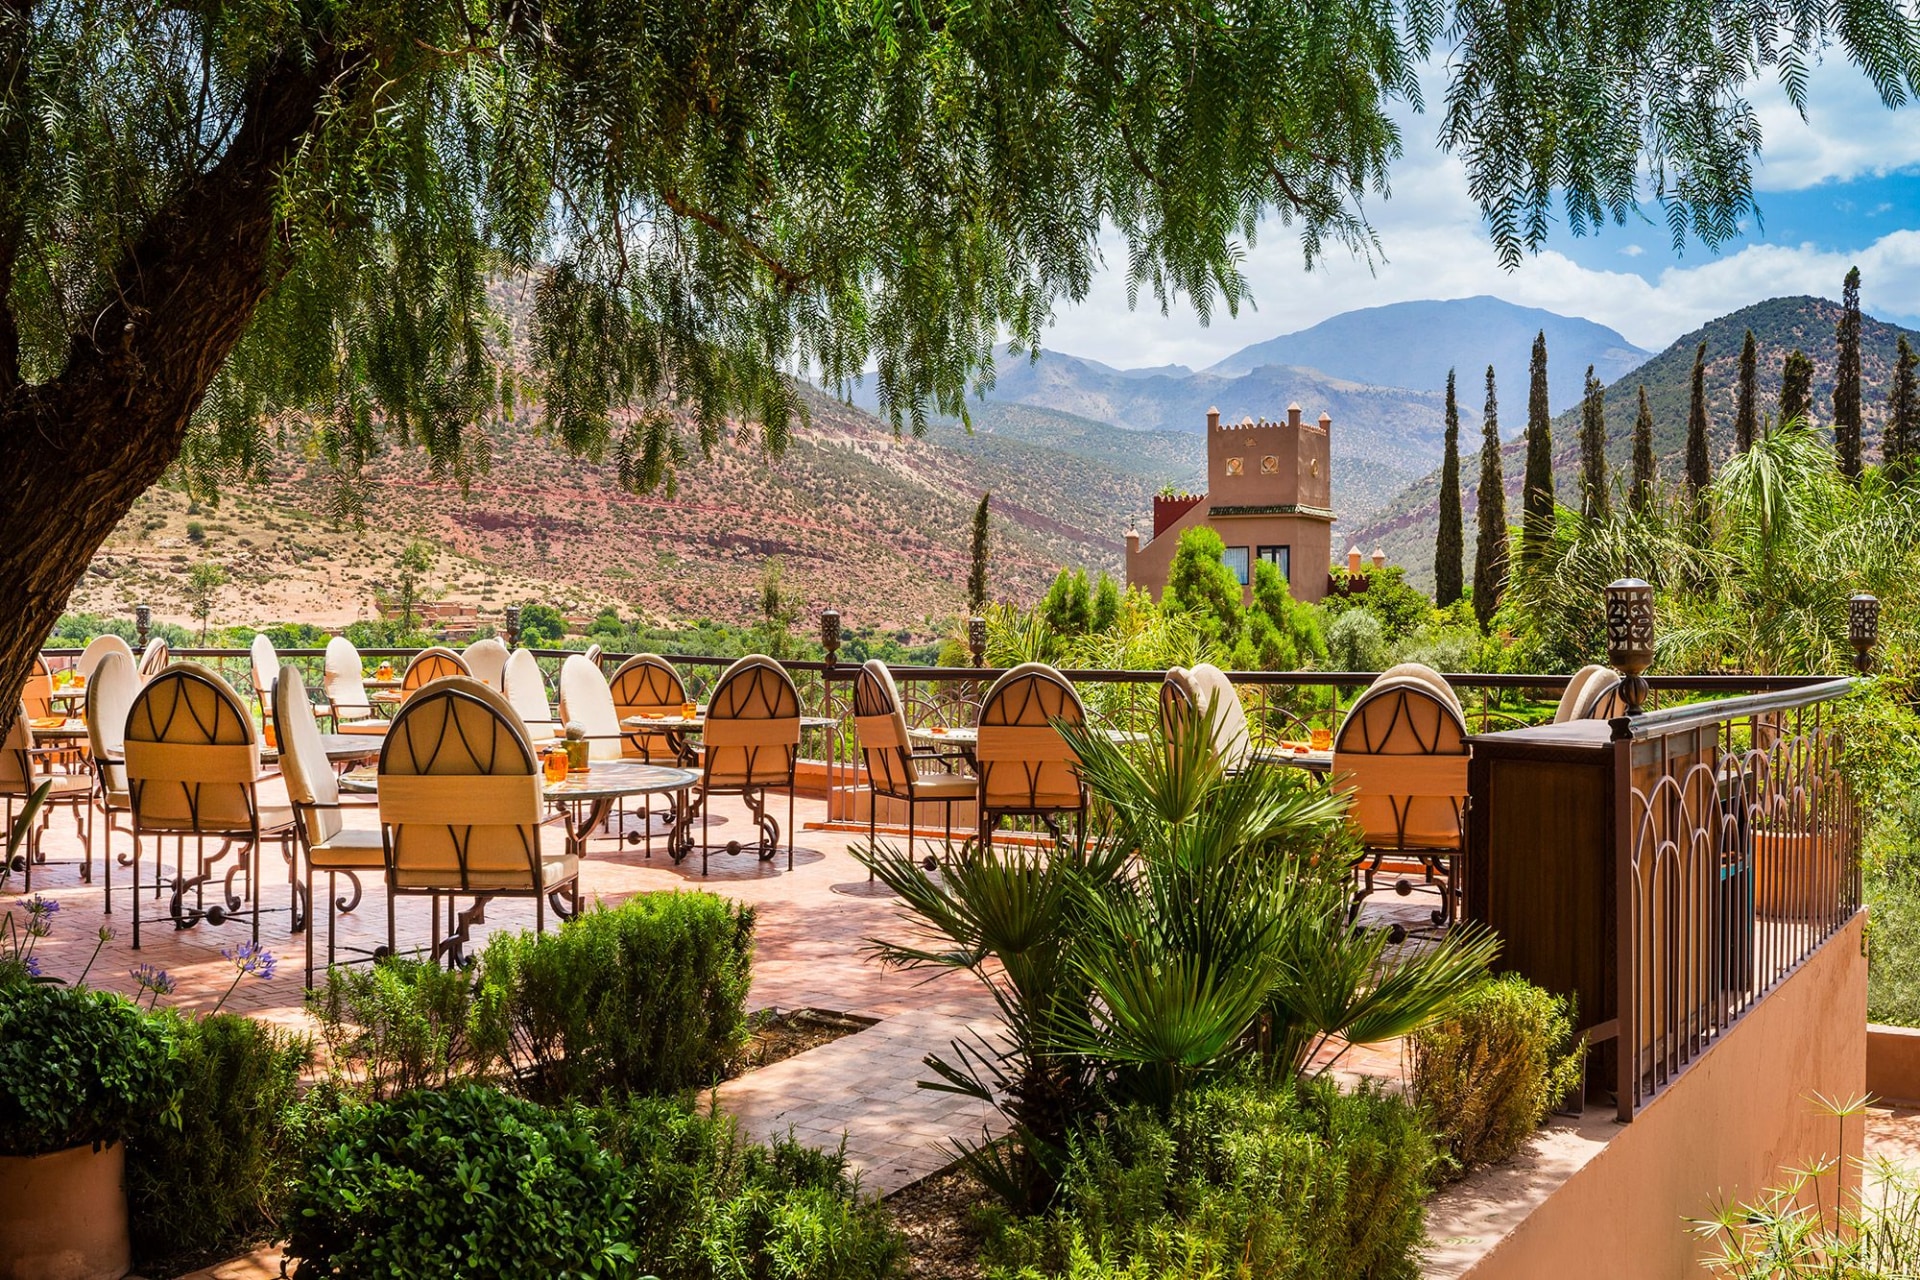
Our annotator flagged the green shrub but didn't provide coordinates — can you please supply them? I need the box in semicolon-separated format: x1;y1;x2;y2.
599;1096;906;1280
126;1013;312;1267
1408;975;1584;1175
0;982;175;1155
286;1086;642;1279
307;957;498;1100
477;893;754;1102
984;1077;1435;1280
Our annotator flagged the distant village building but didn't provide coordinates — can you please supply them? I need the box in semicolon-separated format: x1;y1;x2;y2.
1125;404;1334;604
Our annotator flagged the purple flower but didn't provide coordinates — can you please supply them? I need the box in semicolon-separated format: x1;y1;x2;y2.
220;940;277;982
23;895;58;917
24;956;40;978
131;963;175;998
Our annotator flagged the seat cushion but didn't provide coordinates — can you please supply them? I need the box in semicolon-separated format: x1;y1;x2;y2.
397;852;579;891
909;769;976;800
334;719;389;736
308;826;386;870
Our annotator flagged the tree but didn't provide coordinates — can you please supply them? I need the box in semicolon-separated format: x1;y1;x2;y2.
1165;527;1244;647
1631;385;1658;514
1781;349;1815;427
967;494;991;613
1435;369;1465;606
516;604;568;648
1835;266;1864;480
1040;568;1095;635
1521;331;1555;564
1579;365;1609;521
1473;366;1509;632
1889;335;1919;485
394;540;434;633
1686;342;1713;538
2;1;1916;728
1090;572;1122;633
1735;329;1759;453
756;559;797;658
186;562;228;645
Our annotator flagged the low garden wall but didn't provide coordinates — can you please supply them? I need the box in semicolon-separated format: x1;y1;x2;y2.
1426;909;1868;1278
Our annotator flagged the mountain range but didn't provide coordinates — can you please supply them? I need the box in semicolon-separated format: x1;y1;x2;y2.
1348;295;1920;590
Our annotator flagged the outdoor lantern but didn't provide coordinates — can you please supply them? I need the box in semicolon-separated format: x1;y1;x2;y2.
1850;592;1881;674
1604;578;1655;717
819;609;841;668
134;604;151;648
504;605;522;649
968;616;988;669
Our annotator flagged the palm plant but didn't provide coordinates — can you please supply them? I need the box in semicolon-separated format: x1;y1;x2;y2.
862;707;1497;1210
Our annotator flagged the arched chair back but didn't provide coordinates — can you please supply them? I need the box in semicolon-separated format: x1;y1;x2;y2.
557;654;623;761
1555;664;1614;724
76;634;134;680
502;648;555;734
702;656;801;790
249;633;281;733
1376;662;1466;724
1159;663;1252;772
124;663;261;835
378;676;574;957
854;661;918;797
323;636;383;734
137;637;170;680
401;647;468;699
462;637;510;690
608;655;688;762
86;652;138;803
0;697;93;891
1577;672;1629;721
23;655;53;719
976;663;1086;837
583;643;603;668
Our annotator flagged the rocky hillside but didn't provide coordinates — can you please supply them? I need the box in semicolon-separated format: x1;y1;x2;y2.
1350;295;1920;591
66;386;1164;636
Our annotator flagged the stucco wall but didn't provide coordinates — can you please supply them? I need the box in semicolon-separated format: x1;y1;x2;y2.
1427;910;1868;1279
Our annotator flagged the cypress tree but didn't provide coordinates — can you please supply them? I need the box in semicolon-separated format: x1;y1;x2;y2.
1630;384;1656;514
1472;365;1508;632
967;492;991;612
1781;348;1814;427
1435;369;1465;607
1521;330;1555;563
1685;342;1712;538
1735;329;1758;453
1889;335;1919;485
1836;266;1863;480
1579;364;1609;521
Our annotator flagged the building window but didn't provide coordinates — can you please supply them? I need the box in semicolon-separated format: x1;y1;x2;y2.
1224;456;1244;476
1260;455;1279;474
1222;545;1250;585
1257;545;1291;582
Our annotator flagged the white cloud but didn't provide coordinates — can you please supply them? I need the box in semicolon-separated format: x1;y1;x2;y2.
1620;244;1645;257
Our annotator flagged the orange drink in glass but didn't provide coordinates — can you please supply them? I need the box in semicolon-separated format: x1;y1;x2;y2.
544;748;569;784
680;701;697;720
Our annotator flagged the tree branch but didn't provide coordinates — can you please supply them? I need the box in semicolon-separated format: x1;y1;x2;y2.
658;188;810;293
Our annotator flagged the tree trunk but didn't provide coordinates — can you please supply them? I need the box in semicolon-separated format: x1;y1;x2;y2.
0;55;335;733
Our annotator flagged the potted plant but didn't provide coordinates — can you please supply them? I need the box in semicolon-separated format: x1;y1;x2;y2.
0;978;175;1280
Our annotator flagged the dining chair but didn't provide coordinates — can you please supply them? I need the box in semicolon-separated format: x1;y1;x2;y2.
691;655;800;873
399;647;468;701
582;642;603;669
137;637;170;681
975;662;1087;852
557;654;624;762
854;660;972;870
123;663;294;950
85;651;139;913
76;634;135;680
608;654;692;764
275;663;384;985
23;655;54;720
503;648;558;738
1332;663;1470;928
1159;663;1253;773
462;637;510;690
1;700;95;892
377;675;578;965
323;636;386;735
249;633;279;739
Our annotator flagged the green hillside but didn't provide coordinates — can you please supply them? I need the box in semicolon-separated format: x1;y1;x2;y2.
1350;295;1920;591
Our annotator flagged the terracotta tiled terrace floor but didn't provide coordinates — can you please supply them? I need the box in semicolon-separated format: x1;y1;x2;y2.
11;784;1419;1200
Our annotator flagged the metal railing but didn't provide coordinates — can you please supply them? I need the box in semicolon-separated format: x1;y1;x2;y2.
1611;677;1861;1120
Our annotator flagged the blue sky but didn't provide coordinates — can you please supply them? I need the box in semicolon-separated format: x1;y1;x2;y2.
1039;57;1920;370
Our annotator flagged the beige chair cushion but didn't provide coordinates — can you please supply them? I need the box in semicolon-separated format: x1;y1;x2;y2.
609;655;688;761
1186;663;1252;771
23;657;53;720
308;825;387;870
503;649;555;731
462;637;510;690
1555;664;1613;724
76;635;134;680
978;662;1085;811
1334;673;1470;851
908;768;975;800
402;648;469;698
124;664;262;833
701;655;800;789
324;637;373;717
557;654;623;761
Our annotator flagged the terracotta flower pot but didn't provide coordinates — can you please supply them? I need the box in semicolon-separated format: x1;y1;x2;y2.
1755;829;1844;919
0;1140;131;1280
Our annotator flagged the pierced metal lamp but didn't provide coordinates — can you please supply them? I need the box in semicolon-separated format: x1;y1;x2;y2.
134;604;152;649
504;605;522;650
1604;578;1655;717
968;616;988;669
819;609;841;669
1850;592;1881;674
